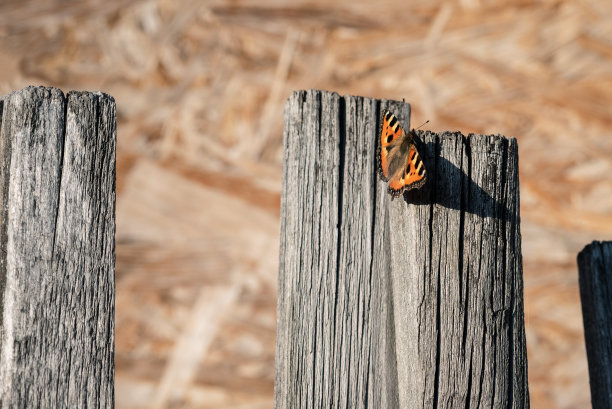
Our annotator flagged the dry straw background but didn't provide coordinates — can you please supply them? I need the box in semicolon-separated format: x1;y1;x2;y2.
1;0;612;408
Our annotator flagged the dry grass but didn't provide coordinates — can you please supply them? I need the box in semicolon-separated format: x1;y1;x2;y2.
2;0;612;407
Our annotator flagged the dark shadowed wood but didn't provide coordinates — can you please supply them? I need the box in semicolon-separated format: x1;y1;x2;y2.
0;86;115;408
578;241;612;409
275;89;529;409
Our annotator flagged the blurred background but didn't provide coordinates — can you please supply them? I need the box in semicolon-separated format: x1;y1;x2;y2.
1;0;612;408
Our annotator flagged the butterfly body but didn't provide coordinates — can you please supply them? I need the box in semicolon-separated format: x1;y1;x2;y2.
377;110;427;198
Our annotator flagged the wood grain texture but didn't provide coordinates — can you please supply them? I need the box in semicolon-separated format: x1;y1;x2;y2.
578;241;612;409
0;86;115;408
276;90;529;409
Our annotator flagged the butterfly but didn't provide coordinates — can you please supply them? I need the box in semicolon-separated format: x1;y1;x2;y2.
377;110;427;198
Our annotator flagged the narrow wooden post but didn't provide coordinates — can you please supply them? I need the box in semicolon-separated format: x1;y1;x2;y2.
578;241;612;409
275;90;529;408
0;86;115;407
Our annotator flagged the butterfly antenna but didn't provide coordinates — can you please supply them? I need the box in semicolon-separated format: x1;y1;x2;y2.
415;120;430;130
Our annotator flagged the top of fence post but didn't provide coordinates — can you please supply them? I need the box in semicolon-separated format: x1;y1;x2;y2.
275;89;529;409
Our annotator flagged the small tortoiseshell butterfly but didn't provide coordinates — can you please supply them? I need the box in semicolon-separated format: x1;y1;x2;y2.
377;110;427;198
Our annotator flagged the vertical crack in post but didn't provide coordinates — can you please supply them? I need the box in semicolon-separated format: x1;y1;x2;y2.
51;95;68;257
501;138;515;409
363;101;380;409
459;135;468;353
429;133;441;409
335;95;346;311
311;91;323;406
462;135;473;407
332;95;346;407
464;345;474;409
477;306;486;407
311;95;329;408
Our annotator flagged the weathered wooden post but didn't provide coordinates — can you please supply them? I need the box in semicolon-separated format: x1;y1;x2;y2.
578;241;612;409
275;90;529;408
0;86;115;407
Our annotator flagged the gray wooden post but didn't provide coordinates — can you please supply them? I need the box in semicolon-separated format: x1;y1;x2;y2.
578;241;612;409
0;86;115;408
275;90;529;409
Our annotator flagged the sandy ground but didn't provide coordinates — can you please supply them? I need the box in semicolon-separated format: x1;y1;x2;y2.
2;0;612;408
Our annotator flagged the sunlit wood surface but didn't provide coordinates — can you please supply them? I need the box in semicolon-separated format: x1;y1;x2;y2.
2;1;611;408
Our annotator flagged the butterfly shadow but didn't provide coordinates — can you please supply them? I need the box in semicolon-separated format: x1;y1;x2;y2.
401;141;515;223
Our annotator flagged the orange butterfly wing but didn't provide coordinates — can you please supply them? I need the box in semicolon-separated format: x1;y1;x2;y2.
378;109;427;198
378;110;404;181
402;136;427;186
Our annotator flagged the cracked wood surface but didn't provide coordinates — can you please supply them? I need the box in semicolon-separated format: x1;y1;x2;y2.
578;241;612;409
275;90;529;409
0;86;115;408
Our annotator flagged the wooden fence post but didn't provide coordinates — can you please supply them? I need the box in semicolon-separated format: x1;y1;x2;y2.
578;241;612;409
275;90;529;409
0;86;115;407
